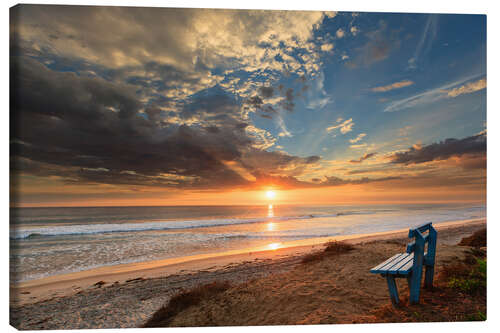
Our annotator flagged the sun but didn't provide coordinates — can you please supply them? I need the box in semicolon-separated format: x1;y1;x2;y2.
266;190;276;200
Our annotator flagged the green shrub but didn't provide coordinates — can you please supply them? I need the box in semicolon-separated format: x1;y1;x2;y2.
446;258;486;295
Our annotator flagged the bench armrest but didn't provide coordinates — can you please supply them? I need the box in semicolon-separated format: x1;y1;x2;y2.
408;222;433;238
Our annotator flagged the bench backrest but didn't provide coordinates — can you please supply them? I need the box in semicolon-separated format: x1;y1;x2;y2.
406;222;437;267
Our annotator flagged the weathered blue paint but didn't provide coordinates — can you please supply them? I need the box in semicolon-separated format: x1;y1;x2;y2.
385;274;400;305
409;229;425;304
370;222;437;306
424;226;437;289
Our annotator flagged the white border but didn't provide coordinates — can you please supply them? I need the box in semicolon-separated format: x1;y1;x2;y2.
2;1;498;332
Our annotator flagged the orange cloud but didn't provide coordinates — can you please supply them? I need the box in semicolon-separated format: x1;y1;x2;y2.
372;80;414;92
326;118;354;134
445;78;486;97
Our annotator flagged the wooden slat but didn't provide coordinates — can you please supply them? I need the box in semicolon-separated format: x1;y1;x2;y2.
398;257;414;274
371;253;411;274
388;253;414;275
370;253;405;273
370;253;403;272
382;253;411;272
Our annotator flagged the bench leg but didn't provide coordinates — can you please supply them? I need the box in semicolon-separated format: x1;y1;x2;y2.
409;271;422;304
385;275;400;306
424;265;434;289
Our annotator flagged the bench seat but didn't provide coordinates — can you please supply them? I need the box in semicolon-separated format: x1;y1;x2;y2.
370;252;414;275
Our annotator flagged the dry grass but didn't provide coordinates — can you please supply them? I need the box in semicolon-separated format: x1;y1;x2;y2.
143;281;231;327
301;241;354;264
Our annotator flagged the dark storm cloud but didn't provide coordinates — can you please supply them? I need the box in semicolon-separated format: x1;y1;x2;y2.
10;57;321;189
240;150;320;179
181;89;249;126
280;88;295;112
259;86;274;98
389;133;486;165
350;152;377;163
245;84;295;118
320;175;401;186
259;113;274;119
245;96;264;109
127;62;207;93
246;173;401;190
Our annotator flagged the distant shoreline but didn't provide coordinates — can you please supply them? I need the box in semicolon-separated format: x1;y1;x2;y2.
11;201;486;209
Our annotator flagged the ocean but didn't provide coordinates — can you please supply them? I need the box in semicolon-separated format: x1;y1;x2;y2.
10;203;485;283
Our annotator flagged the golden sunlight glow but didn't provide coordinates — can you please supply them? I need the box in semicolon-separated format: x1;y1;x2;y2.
267;222;275;231
267;242;282;250
267;204;274;218
266;190;276;199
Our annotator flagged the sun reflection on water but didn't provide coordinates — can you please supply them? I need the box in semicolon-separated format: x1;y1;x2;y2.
267;242;281;250
267;204;274;218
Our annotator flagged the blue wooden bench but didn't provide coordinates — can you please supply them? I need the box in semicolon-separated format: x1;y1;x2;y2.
370;222;437;305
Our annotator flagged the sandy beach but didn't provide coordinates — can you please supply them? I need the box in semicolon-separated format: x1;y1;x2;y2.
10;218;486;329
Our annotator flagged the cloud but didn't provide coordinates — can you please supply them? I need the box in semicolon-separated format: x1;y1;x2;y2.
250;173;402;190
11;6;327;75
389;133;486;165
347;166;394;175
10;57;321;190
275;113;293;138
319;175;401;187
320;43;334;52
306;71;332;110
371;80;414;92
445;78;486;97
11;4;336;123
350;152;377;163
408;15;438;69
279;88;296;112
383;74;485;112
326;118;354;134
349;133;366;143
259;86;275;98
345;21;399;68
240;151;320;178
243;82;302;117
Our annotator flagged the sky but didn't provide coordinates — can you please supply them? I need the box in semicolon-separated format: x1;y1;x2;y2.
9;5;487;207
